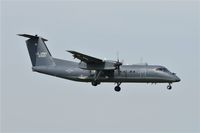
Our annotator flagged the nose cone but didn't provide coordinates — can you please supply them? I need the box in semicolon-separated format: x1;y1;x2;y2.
174;75;181;82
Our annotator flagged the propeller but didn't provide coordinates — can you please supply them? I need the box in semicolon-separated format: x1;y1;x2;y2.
114;52;123;74
114;60;122;69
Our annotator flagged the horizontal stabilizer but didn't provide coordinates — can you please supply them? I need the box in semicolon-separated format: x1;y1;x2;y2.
17;34;48;41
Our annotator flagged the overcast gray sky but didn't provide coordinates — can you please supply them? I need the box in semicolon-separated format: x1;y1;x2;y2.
1;0;200;133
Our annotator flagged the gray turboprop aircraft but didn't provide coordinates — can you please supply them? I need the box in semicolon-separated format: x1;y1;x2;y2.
18;34;180;92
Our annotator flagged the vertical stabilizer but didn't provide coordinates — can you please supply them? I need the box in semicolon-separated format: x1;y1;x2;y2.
18;34;55;66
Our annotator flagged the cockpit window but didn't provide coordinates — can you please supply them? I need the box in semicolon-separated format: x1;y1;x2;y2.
156;67;170;73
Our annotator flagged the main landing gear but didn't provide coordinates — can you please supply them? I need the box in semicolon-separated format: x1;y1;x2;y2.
114;82;121;92
91;81;122;92
167;83;172;90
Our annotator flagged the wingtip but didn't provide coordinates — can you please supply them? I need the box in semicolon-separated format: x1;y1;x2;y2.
17;34;23;36
66;50;74;53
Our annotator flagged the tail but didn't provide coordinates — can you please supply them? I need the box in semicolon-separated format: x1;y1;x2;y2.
18;34;55;66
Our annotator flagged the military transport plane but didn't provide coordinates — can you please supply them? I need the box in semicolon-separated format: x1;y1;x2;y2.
18;34;180;92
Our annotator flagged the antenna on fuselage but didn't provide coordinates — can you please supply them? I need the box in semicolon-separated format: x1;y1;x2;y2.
138;57;148;66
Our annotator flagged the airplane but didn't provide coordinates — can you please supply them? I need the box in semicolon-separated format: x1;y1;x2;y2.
18;34;181;92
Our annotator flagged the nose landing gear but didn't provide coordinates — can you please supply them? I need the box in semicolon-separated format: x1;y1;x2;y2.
114;82;121;92
167;83;172;90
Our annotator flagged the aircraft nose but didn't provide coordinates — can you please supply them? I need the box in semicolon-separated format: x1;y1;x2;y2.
174;76;181;82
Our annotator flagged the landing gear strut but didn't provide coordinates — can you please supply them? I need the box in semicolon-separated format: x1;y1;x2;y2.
114;82;121;92
167;83;172;90
91;70;102;86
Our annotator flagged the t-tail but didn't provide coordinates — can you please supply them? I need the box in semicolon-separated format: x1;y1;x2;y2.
18;34;55;67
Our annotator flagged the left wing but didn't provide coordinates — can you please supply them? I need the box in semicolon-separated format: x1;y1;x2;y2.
67;50;103;64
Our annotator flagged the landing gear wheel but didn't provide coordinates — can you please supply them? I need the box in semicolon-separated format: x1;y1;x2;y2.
167;84;172;90
114;86;121;92
91;81;98;86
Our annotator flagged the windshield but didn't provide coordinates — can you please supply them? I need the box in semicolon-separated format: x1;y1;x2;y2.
156;67;170;73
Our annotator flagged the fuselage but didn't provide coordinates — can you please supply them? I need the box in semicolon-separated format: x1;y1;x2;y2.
19;34;181;91
32;58;180;84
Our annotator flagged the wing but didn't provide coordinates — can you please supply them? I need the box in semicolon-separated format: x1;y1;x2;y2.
67;50;103;64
